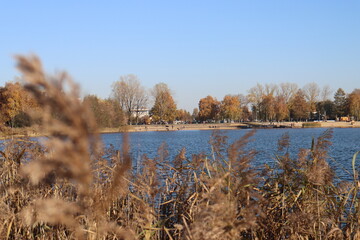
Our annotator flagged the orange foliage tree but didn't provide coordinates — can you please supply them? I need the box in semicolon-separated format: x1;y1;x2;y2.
349;89;360;120
220;95;242;122
175;109;192;122
274;96;289;121
0;82;38;127
150;83;177;123
198;95;220;122
259;94;275;122
289;90;309;121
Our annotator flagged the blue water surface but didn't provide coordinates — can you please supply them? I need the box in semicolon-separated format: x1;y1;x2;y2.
101;128;360;181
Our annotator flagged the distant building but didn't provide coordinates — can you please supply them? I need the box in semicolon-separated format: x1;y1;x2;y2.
131;109;150;118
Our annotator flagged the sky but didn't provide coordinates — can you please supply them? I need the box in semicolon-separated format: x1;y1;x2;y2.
1;1;359;111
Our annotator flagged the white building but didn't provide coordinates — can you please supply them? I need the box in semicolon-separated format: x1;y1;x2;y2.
131;109;150;119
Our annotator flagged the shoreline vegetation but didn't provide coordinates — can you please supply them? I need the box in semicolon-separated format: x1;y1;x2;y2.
1;121;359;139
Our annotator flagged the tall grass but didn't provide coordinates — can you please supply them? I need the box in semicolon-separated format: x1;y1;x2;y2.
1;55;360;239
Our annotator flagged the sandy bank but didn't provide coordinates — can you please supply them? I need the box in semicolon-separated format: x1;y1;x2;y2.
282;121;359;128
100;123;248;133
99;121;360;134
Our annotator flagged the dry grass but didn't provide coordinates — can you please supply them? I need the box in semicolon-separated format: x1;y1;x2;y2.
1;55;360;239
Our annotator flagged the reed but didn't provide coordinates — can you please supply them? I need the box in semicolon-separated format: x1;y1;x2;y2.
1;55;360;239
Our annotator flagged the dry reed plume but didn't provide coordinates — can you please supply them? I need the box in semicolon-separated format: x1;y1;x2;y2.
0;55;360;239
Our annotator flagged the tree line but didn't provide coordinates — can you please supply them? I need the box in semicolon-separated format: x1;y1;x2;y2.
0;75;192;128
0;77;359;128
246;83;360;122
198;83;360;123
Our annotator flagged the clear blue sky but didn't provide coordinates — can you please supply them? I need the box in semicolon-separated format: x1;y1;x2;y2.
1;1;359;111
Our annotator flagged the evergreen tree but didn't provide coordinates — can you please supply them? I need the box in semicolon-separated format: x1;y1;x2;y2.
333;88;348;118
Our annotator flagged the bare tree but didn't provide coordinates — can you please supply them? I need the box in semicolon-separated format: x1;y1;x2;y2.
192;108;199;121
302;82;320;112
321;85;332;101
278;82;298;103
237;93;249;107
264;83;278;96
111;74;148;124
247;83;264;120
151;82;172;99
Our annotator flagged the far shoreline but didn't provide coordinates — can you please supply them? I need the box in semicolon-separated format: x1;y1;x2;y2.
100;121;360;134
1;121;359;140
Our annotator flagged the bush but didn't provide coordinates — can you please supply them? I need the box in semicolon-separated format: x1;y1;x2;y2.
302;122;322;128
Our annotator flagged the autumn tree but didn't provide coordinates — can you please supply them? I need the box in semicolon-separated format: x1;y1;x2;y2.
0;83;22;126
111;74;148;124
83;95;101;121
175;109;192;122
241;106;251;121
259;94;275;121
150;83;177;123
0;82;38;127
83;95;125;128
334;88;348;118
289;90;309;121
302;82;320;117
198;95;220;122
220;95;242;122
102;98;125;127
274;96;289;121
349;89;360;120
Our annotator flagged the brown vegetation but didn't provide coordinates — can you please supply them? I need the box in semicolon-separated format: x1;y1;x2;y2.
1;55;360;239
150;83;177;123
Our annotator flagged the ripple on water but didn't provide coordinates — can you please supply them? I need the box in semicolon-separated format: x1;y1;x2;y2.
101;128;360;181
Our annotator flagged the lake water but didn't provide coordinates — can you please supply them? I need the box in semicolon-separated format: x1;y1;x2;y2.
102;128;360;181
